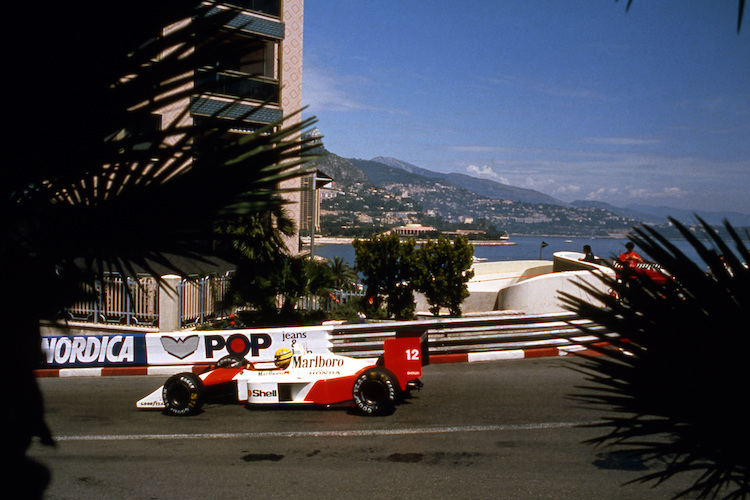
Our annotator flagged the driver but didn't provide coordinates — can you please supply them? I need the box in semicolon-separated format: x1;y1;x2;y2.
274;348;293;369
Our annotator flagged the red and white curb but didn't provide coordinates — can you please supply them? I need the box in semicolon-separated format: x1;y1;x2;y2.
34;345;602;378
430;344;600;364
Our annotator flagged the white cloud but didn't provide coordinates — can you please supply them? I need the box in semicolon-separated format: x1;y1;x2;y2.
626;186;688;200
582;137;663;146
303;66;373;113
551;184;582;196
466;164;509;183
451;145;518;154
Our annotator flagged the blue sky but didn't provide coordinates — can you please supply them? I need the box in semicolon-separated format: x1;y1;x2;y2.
301;1;750;214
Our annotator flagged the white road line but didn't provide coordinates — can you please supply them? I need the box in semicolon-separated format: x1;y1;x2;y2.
51;421;597;442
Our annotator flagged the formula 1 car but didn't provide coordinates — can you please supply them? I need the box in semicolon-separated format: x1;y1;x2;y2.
612;259;672;286
137;333;427;416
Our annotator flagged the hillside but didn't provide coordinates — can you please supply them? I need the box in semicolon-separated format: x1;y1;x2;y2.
303;141;749;237
371;156;563;205
571;200;750;227
308;150;638;237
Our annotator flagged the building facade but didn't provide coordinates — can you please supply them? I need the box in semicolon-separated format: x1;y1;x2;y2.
160;0;306;253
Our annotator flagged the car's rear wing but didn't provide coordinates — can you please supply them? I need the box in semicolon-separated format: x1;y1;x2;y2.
382;330;429;390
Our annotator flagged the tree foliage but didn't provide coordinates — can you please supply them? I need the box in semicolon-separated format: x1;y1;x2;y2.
561;218;750;499
353;233;418;319
327;256;360;292
353;234;476;319
414;236;475;316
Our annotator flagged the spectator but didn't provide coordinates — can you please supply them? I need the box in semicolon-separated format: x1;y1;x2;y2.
619;242;644;268
580;244;597;263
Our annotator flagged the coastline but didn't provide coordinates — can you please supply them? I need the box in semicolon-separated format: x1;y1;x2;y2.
305;237;517;246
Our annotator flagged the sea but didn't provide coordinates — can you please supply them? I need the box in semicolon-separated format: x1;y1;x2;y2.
311;235;707;266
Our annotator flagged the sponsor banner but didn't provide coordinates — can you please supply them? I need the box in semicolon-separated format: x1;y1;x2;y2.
145;326;333;365
41;334;148;368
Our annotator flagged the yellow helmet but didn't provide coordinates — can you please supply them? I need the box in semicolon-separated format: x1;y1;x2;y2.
274;348;293;369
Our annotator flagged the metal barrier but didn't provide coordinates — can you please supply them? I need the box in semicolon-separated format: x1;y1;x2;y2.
293;290;366;313
66;273;232;329
67;275;158;327
180;274;234;326
328;311;610;358
39;311;611;372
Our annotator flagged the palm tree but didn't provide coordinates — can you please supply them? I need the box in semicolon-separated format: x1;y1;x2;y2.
561;218;750;498
328;256;360;291
5;2;316;494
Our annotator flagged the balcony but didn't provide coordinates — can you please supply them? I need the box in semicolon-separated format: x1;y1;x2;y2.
196;70;279;104
207;4;285;39
221;0;281;18
190;96;283;125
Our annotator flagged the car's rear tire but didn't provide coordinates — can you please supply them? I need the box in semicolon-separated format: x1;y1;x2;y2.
163;373;204;416
352;368;398;415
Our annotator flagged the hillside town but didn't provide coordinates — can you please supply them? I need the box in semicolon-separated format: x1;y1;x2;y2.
317;170;639;239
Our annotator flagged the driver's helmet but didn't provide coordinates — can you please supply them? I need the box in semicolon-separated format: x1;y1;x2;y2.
274;348;293;369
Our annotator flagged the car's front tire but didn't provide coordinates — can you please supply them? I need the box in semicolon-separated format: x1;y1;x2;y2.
163;372;204;416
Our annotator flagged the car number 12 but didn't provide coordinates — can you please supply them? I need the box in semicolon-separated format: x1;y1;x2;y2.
405;348;420;361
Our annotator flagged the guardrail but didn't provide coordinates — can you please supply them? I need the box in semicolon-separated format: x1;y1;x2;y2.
38;311;611;373
328;312;610;359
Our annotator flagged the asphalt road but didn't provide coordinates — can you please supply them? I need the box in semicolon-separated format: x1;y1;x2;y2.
29;357;700;499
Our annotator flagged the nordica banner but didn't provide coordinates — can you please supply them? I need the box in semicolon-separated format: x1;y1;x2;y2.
40;328;332;368
41;334;148;368
146;327;332;365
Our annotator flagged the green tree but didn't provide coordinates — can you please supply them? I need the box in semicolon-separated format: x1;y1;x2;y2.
561;218;750;498
414;236;475;316
222;207;299;320
5;3;316;493
231;254;334;325
327;256;360;292
353;233;417;319
215;206;297;266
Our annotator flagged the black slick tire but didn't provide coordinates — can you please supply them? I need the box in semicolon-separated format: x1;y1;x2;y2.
162;372;204;416
352;368;398;415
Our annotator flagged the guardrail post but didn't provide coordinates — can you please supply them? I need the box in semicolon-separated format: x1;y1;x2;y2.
159;275;181;332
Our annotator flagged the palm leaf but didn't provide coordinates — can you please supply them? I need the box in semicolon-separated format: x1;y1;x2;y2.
560;218;750;498
5;2;316;476
10;2;317;302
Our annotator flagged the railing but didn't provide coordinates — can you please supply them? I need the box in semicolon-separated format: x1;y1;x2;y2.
66;273;233;329
180;274;234;327
221;0;281;18
196;70;280;104
67;275;158;327
293;290;366;313
326;312;612;359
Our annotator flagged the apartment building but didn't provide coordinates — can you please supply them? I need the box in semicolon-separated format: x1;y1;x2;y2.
160;0;306;253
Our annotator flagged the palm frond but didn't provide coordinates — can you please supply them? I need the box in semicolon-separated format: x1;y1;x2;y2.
7;2;317;309
561;218;750;498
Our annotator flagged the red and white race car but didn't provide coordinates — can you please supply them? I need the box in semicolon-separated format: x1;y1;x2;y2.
137;332;427;416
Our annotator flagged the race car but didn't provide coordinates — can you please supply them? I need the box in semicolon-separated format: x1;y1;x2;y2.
612;259;672;286
136;332;427;416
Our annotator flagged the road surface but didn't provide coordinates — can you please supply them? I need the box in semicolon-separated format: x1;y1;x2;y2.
29;357;700;499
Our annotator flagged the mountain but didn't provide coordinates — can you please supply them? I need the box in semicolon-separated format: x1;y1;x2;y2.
625;204;750;228
310;151;563;205
303;139;750;235
569;200;664;224
371;157;563;205
571;200;750;228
